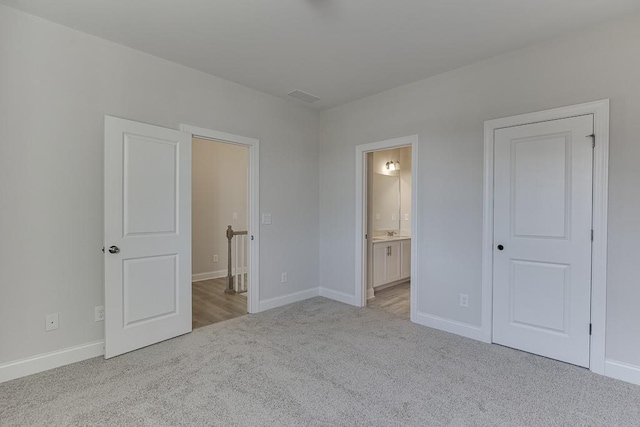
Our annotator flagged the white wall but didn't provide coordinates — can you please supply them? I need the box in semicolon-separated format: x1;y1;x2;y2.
319;12;640;368
192;138;248;277
0;5;319;365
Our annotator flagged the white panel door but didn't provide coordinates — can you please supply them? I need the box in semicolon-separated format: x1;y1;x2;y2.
493;115;593;367
104;116;191;359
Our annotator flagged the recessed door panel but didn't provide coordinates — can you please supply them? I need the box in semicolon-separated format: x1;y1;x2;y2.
510;260;569;334
512;135;568;239
124;134;177;236
123;255;178;327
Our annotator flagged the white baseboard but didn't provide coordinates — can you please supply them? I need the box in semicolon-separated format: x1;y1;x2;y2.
258;288;319;312
319;287;359;306
414;311;485;342
366;288;375;300
192;267;246;282
604;359;640;386
0;340;104;384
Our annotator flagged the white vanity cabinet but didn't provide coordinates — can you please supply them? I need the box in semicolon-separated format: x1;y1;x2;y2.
373;238;410;288
401;239;411;279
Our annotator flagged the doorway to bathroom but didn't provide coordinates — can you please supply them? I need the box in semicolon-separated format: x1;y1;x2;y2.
355;135;418;321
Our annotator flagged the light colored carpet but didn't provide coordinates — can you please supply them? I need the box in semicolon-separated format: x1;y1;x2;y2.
1;297;639;426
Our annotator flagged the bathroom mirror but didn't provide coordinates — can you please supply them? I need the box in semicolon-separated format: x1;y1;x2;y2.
373;173;400;231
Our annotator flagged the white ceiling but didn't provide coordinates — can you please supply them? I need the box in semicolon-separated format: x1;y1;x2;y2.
3;0;640;109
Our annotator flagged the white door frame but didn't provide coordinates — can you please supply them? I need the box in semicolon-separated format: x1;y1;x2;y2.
180;124;260;314
355;135;419;322
482;99;609;374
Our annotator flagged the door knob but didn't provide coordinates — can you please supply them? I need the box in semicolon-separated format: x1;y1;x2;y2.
497;244;504;251
108;245;120;254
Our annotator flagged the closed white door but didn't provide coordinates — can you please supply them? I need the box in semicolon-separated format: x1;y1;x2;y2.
104;116;192;359
492;114;593;367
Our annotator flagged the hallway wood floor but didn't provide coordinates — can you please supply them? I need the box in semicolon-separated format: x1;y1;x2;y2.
192;278;247;329
367;281;410;319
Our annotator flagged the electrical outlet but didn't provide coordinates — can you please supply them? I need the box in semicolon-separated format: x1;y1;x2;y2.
281;272;288;283
261;213;272;225
459;293;469;308
45;313;59;331
94;306;105;322
213;254;219;263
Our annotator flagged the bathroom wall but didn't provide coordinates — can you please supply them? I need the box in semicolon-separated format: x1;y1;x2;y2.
371;147;412;235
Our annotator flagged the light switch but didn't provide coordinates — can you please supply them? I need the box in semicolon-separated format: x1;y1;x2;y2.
232;212;238;220
376;213;381;220
404;214;409;221
261;213;272;225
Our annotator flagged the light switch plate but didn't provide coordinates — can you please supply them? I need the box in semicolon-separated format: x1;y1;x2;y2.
261;213;272;225
232;212;238;220
404;214;409;221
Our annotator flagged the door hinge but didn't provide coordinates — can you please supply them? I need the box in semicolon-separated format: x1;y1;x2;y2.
589;323;592;335
591;229;594;241
587;134;595;148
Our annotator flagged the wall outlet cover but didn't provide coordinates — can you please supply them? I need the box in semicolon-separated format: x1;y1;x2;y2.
261;213;272;225
213;254;219;263
281;272;288;283
45;313;59;331
94;306;105;322
459;293;469;308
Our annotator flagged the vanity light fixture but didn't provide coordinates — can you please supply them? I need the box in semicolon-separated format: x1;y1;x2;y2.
386;161;400;171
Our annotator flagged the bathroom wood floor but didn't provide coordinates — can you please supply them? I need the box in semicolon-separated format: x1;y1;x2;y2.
367;281;410;319
192;278;247;329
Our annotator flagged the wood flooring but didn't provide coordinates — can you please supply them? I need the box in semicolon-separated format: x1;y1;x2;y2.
367;281;410;319
192;278;247;329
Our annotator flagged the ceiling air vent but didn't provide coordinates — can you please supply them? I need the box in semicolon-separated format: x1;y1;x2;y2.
287;90;320;104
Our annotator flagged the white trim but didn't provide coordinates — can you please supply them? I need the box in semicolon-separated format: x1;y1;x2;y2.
604;360;640;386
192;268;247;282
355;135;419;325
258;288;319;312
180;124;261;314
414;311;485;342
482;99;609;375
0;341;104;384
319;287;358;306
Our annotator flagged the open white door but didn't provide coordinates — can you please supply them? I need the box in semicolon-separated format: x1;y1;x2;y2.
104;116;191;359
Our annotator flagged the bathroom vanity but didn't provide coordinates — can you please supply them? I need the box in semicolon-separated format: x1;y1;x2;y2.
372;236;410;289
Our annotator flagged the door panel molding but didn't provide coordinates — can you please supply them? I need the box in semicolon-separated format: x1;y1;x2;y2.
482;99;609;375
